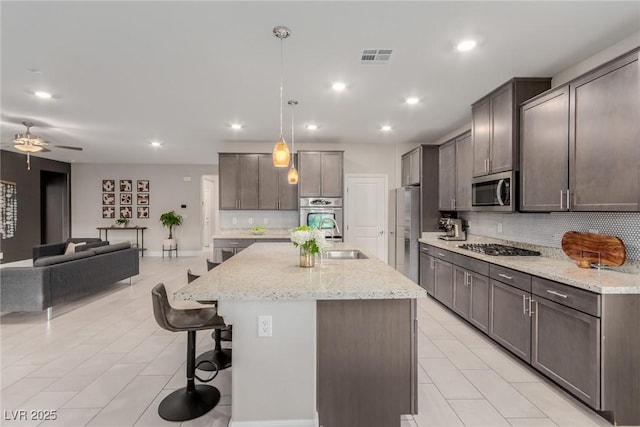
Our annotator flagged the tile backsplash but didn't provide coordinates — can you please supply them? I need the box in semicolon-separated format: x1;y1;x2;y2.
220;211;299;229
460;212;640;261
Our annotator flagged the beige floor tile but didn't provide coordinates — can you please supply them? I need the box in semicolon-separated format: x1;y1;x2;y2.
27;344;106;378
412;383;463;427
181;404;231;427
417;361;433;384
1;365;40;389
0;377;59;410
139;338;186;376
432;339;490;370
101;328;156;354
132;389;176;427
118;334;175;364
508;418;559;427
421;358;482;400
442;322;496;349
418;320;456;340
20;391;77;411
462;370;546;418
44;375;97;393
471;347;541;383
418;332;446;358
73;351;128;377
449;399;512;427
38;408;101;427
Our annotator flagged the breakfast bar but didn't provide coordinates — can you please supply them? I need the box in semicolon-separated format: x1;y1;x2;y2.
174;242;426;427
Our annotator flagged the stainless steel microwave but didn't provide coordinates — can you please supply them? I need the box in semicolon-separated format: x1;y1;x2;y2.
472;171;516;212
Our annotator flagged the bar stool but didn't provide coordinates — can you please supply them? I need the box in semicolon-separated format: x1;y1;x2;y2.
221;250;234;262
206;259;219;271
187;270;233;371
151;283;224;421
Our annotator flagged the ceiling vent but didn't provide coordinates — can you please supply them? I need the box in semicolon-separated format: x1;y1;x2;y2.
361;49;392;63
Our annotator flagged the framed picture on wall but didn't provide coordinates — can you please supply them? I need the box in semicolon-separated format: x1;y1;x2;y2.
102;180;115;192
137;193;149;205
102;206;115;218
137;180;150;192
120;193;132;205
120;180;133;192
120;206;132;218
102;193;115;205
137;206;149;219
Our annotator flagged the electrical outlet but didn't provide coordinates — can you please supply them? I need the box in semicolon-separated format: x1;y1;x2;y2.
258;315;272;337
248;217;253;225
232;217;238;225
588;229;599;234
497;222;503;233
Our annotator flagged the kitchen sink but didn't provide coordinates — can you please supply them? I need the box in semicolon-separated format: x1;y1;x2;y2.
323;250;368;260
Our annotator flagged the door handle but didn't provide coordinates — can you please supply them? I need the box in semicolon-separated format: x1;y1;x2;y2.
522;294;528;315
546;289;568;299
560;190;564;210
498;273;513;280
379;230;384;235
529;298;535;317
566;190;571;210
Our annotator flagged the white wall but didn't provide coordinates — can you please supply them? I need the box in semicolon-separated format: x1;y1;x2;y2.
71;163;215;254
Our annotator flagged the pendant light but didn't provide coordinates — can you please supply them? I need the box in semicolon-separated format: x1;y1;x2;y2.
287;100;299;184
272;26;291;168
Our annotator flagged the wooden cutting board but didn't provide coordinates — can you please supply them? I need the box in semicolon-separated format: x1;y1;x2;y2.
561;231;626;267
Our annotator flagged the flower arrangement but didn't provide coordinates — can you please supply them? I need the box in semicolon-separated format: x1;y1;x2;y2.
290;225;326;254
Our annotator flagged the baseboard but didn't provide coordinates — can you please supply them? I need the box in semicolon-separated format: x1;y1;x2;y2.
229;413;318;427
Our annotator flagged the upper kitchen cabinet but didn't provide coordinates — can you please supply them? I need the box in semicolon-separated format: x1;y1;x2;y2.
219;153;260;210
258;154;298;210
472;78;552;178
520;48;639;212
298;151;344;197
401;147;421;186
439;131;472;211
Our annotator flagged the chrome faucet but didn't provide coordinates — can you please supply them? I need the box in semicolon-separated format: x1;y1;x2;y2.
318;217;340;238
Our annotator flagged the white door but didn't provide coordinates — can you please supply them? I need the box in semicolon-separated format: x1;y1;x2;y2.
345;174;388;262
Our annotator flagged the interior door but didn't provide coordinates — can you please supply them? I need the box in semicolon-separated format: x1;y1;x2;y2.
345;175;387;262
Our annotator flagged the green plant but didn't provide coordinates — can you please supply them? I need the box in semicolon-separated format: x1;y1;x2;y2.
116;218;129;226
159;210;183;239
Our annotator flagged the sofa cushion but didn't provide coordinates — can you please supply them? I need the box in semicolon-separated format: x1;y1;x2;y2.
67;237;102;245
34;251;95;267
92;242;131;254
65;242;86;255
75;240;109;252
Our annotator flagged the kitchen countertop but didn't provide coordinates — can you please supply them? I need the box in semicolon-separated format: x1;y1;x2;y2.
419;233;640;294
212;228;291;239
174;242;426;301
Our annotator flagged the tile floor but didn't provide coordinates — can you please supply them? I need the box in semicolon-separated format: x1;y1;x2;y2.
0;254;618;427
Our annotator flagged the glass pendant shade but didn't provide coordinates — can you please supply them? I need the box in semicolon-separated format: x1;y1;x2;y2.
272;140;290;167
14;143;43;153
287;167;298;184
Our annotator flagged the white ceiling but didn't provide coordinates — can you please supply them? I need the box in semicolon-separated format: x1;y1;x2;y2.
1;1;639;165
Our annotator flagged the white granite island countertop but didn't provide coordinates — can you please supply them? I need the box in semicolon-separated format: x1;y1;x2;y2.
174;242;426;301
419;233;640;294
212;228;291;239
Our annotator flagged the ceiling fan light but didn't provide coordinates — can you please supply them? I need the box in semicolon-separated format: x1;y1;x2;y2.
272;140;290;167
14;144;43;153
287;167;299;184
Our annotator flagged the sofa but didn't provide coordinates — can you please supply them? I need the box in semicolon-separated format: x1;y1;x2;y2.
1;238;139;319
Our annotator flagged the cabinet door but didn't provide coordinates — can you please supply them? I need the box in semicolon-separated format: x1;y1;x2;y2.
532;297;601;409
299;152;322;197
570;51;639;211
401;155;410;186
520;86;570;211
419;251;435;295
455;132;472;211
489;84;514;173
259;155;279;210
438;140;456;210
434;259;453;308
469;272;489;334
489;279;531;362
219;154;239;209
452;266;471;319
321;152;343;197
409;149;421;185
238;155;260;209
278;164;299;210
472;98;491;177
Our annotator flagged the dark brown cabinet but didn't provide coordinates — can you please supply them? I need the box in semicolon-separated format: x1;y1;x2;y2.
298;151;343;197
401;148;421;186
219;154;259;210
439;131;472;211
489;278;532;362
472;78;551;178
452;253;490;334
430;248;454;309
419;245;435;295
258;154;298;210
438;140;456;210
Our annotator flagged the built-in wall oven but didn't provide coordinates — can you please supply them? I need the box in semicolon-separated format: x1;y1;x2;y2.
299;197;343;241
472;171;516;212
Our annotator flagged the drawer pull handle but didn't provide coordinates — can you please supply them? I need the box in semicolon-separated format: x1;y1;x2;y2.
437;252;446;257
498;273;513;280
229;242;239;245
546;289;568;299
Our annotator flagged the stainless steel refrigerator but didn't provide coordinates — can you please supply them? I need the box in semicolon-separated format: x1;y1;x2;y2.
388;187;420;283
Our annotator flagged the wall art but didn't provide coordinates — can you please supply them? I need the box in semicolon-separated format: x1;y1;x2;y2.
102;206;115;219
120;206;132;219
137;193;149;205
102;193;115;205
137;180;150;192
120;193;132;205
137;206;149;219
1;180;17;239
102;179;115;192
120;180;133;192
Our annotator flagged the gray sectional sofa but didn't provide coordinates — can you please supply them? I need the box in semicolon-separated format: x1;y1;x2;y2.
1;238;139;319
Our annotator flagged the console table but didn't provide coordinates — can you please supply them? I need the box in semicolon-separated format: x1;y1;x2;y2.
97;226;147;257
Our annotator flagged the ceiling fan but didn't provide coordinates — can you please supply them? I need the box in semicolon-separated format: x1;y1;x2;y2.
4;121;83;170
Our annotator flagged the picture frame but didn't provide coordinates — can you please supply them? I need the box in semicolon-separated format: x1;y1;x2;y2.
102;179;115;192
137;180;150;192
137;206;149;219
102;206;115;219
120;179;133;192
120;206;132;219
102;193;115;205
137;193;149;205
120;193;132;205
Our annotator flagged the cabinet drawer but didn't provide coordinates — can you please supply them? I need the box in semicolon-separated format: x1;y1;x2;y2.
214;238;255;248
420;244;430;255
490;264;531;292
532;277;601;317
454;253;489;276
429;247;455;263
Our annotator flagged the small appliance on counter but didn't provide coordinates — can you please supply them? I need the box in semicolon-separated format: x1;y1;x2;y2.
438;218;466;241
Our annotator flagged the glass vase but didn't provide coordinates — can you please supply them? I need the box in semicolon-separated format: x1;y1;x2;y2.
299;248;315;268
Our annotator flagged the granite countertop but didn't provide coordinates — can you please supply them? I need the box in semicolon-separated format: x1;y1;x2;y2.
174;242;427;302
213;228;292;239
419;233;640;295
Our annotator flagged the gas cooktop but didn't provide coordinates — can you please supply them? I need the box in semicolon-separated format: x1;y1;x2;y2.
458;243;540;256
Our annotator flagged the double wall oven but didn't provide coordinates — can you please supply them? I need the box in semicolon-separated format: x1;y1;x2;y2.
299;197;343;241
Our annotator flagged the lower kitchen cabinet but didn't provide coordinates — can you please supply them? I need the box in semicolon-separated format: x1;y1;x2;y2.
489;279;532;362
468;272;490;333
419;246;435;295
434;257;454;309
452;266;471;318
452;255;490;333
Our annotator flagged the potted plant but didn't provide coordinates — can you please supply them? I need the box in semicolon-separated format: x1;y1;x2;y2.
160;210;183;249
115;218;129;228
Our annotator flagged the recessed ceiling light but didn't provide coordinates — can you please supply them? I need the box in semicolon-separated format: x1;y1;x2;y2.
306;124;318;130
456;40;477;52
332;82;346;91
35;91;52;99
381;125;392;132
230;123;243;130
150;141;162;147
405;97;420;105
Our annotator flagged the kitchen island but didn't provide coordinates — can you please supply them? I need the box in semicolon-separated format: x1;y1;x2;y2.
174;242;425;427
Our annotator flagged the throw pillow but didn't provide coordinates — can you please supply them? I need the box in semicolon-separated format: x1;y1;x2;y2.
64;241;86;255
